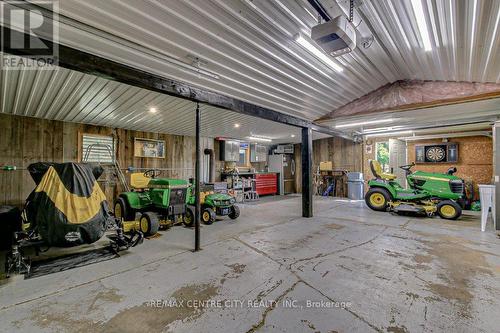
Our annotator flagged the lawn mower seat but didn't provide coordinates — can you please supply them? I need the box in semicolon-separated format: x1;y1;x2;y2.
369;160;397;181
130;173;151;190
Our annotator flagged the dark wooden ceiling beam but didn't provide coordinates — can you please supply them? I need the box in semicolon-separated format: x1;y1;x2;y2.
0;26;350;139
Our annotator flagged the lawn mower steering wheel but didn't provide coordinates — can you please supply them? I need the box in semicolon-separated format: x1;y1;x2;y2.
144;169;161;178
399;162;415;171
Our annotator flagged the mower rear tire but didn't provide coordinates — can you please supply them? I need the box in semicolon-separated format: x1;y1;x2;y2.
201;208;216;225
365;188;391;211
229;205;240;219
114;197;136;221
183;206;195;227
437;200;461;220
138;212;160;236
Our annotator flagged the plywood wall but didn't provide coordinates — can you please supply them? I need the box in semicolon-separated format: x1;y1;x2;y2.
0;113;213;207
362;135;493;199
294;137;363;193
407;136;492;199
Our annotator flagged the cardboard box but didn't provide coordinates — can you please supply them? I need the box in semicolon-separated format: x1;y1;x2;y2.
319;161;333;171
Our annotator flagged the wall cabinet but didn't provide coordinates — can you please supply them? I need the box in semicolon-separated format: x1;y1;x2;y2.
250;144;268;162
220;140;240;161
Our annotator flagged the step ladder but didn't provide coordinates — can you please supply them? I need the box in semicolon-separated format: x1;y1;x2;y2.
82;143;130;192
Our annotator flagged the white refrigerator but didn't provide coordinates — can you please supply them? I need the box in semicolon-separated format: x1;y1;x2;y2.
268;154;296;195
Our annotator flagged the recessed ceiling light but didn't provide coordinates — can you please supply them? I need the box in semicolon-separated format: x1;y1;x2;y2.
291;134;296;138
149;107;157;113
411;0;432;51
295;33;343;72
234;123;240;128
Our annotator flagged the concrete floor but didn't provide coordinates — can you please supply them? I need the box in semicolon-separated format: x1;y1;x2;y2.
1;196;499;333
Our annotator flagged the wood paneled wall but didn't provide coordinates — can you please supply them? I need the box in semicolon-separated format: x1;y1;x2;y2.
294;137;363;193
0;113;213;207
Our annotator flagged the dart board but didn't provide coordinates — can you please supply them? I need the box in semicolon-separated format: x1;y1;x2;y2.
425;146;446;162
415;143;458;163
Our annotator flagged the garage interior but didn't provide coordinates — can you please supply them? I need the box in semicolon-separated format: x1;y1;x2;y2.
0;0;499;332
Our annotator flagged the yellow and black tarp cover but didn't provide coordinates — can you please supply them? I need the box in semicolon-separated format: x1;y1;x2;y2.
26;162;110;246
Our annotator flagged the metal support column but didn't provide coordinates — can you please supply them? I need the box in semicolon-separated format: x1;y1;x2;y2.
302;126;313;218
493;122;500;230
194;103;201;250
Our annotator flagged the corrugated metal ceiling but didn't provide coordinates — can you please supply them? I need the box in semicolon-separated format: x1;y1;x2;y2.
1;0;498;139
43;0;500;122
0;63;328;143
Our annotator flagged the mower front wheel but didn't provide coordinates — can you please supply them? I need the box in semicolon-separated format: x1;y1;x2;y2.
365;188;392;212
229;205;240;219
183;206;195;227
114;197;136;221
201;208;216;225
436;200;462;220
138;212;160;236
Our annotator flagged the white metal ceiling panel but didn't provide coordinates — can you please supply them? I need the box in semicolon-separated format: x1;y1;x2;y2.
1;0;498;128
0;63;329;143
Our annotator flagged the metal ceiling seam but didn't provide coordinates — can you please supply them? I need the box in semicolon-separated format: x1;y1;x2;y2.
425;0;447;80
70;0;335;116
87;85;143;124
358;1;411;79
167;0;342;111
111;91;166;126
83;83;138;123
53;20;315;119
64;78;110;122
11;68;26;115
42;70;76;119
387;0;430;80
54;75;98;121
123;94;187;127
72;80;123;123
137;98;196;132
80;83;132;123
353;6;406;80
173;0;357;106
481;2;500;82
33;70;63;118
121;94;195;131
212;0;368;98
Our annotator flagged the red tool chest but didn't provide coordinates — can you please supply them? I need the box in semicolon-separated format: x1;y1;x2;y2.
255;173;277;195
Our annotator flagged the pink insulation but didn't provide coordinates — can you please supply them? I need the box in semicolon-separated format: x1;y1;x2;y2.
318;80;500;120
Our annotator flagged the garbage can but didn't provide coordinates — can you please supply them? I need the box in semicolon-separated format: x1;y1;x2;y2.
347;172;364;200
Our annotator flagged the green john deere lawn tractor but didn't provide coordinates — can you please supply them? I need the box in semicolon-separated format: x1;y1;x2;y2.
365;160;465;220
185;183;240;225
114;170;194;236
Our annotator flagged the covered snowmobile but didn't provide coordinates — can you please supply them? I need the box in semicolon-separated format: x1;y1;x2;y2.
26;162;110;246
4;162;142;277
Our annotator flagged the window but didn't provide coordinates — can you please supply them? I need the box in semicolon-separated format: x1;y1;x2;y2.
375;142;390;172
81;133;115;163
237;143;249;167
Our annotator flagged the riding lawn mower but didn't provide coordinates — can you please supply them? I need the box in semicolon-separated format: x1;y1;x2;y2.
365;160;465;220
113;170;195;236
113;170;240;233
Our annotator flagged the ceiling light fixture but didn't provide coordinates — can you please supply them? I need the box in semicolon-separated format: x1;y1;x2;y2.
295;33;343;72
335;118;394;129
411;0;432;51
234;123;240;128
149;107;157;113
365;130;413;138
291;134;296;138
247;136;272;142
